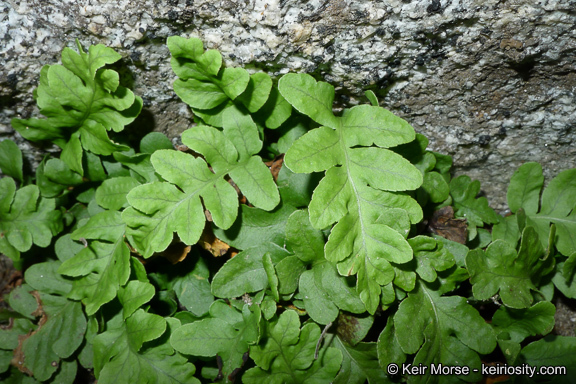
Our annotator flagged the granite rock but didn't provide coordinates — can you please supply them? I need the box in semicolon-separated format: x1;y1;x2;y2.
1;0;575;210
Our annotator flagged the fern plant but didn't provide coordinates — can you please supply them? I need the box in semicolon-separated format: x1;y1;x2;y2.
1;37;575;384
279;73;423;314
122;36;285;258
11;41;142;175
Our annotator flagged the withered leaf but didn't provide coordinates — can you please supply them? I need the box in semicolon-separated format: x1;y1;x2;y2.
335;312;374;346
265;154;284;182
11;291;42;375
428;206;468;244
160;240;192;264
199;226;231;257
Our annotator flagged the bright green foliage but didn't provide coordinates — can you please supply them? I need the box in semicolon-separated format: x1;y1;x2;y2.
467;226;554;308
5;262;87;382
518;335;576;382
274;256;305;296
491;214;520;247
5;37;576;384
167;36;291;129
169;36;248;112
0;318;35;373
94;310;199;384
491;302;555;363
171;256;214;317
7;285;38;320
400;134;451;206
502;162;576;256
328;335;390;384
213;167;319;250
289;211;365;323
492;301;555;343
123;107;280;257
0;178;62;260
110;132;172;184
506;162;544;214
449;175;500;239
21;292;86;381
214;203;296;250
25;260;73;296
211;243;290;298
140;132;174;154
392;281;496;383
285;209;324;262
563;252;576;280
245;310;343;383
95;176;141;210
171;301;260;381
364;90;379;107
421;171;450;204
58;211;131;315
118;280;156;319
410;236;455;284
263;253;281;301
552;259;576;299
279;73;423;314
377;317;407;373
11;41;142;175
36;158;84;198
299;261;365;324
0;140;23;183
212;209;366;324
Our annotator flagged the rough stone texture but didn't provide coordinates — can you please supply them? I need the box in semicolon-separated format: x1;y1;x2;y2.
554;296;576;337
1;0;575;210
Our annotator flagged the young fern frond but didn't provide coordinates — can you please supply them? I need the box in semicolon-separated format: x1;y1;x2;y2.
11;41;142;175
123;106;280;258
279;73;423;313
167;36;291;129
500;163;576;257
58;212;131;315
382;281;497;382
0;178;62;261
121;37;287;258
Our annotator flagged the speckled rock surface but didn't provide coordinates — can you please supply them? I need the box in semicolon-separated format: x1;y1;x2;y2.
1;0;575;210
554;296;576;337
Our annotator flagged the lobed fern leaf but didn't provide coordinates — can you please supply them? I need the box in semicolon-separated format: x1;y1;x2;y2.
123;106;280;257
278;73;423;313
504;163;576;257
11;41;142;175
0;178;62;261
168;36;291;129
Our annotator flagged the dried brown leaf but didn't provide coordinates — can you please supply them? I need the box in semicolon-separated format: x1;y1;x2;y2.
11;291;44;376
160;241;192;264
198;226;231;257
428;206;468;244
265;154;284;182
